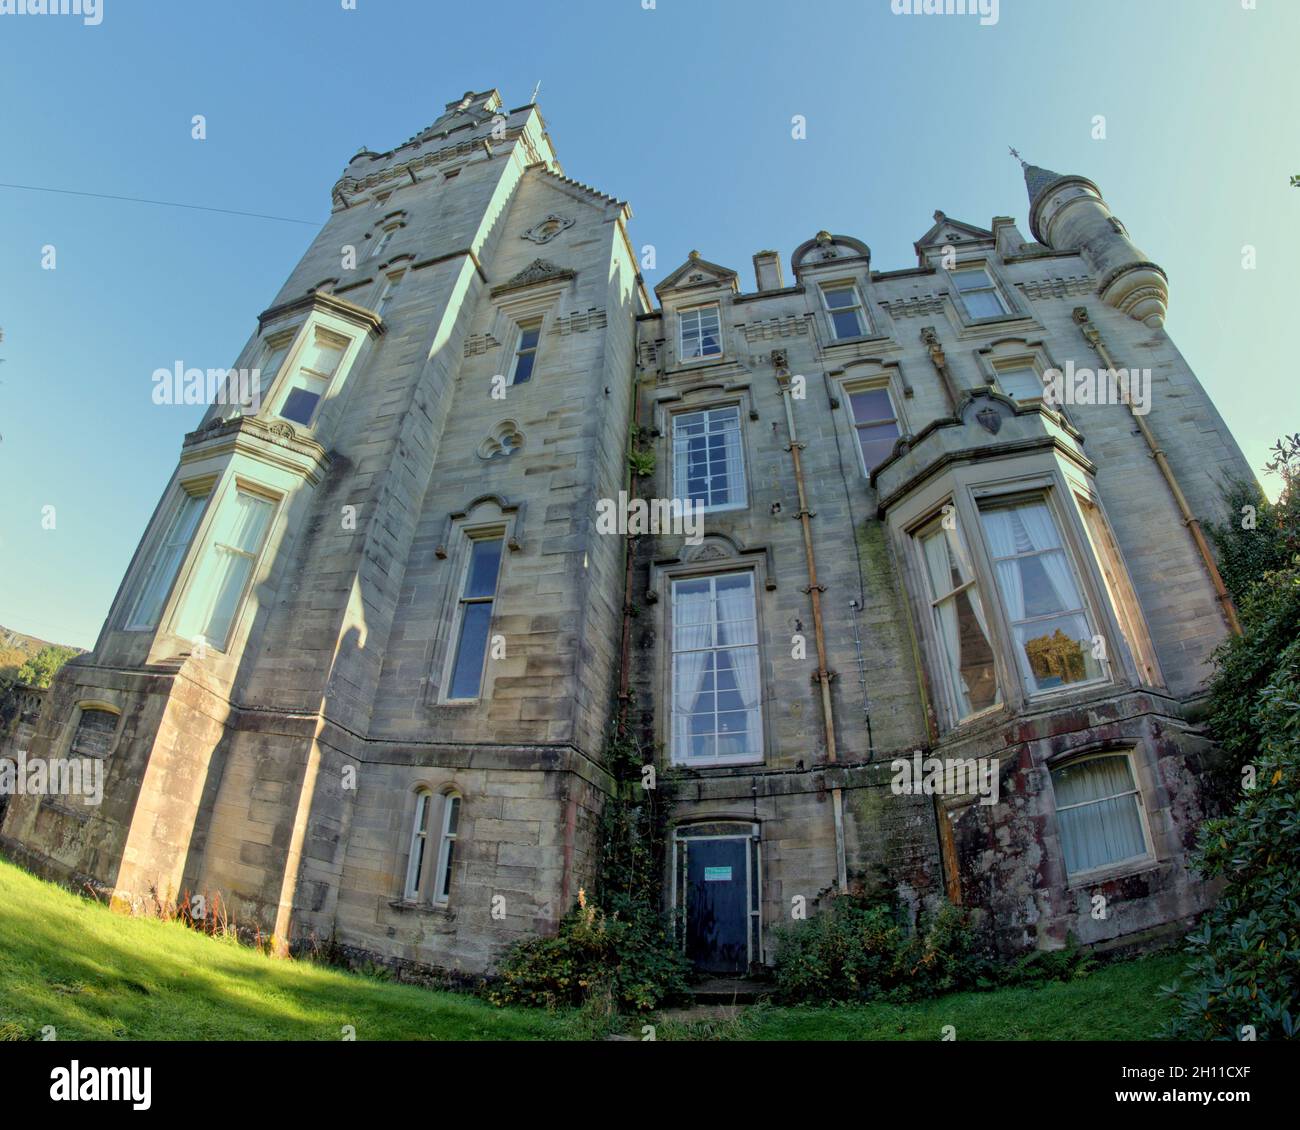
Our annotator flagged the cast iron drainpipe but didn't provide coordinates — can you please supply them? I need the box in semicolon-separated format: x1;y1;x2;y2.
1071;307;1241;636
775;361;849;893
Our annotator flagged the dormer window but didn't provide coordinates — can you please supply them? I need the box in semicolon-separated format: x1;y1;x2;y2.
951;265;1010;318
821;283;866;340
680;304;722;361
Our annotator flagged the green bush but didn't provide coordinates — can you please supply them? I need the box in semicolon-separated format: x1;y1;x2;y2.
773;893;997;1004
486;890;691;1014
1163;626;1300;1040
1163;433;1299;1040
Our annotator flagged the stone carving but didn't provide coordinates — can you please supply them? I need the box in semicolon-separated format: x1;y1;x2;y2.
521;214;574;244
975;406;1002;435
492;258;575;296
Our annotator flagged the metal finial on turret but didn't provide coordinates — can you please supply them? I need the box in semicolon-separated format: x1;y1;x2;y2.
1009;145;1028;170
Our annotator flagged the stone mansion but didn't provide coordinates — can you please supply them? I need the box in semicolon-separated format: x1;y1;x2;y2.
0;89;1252;975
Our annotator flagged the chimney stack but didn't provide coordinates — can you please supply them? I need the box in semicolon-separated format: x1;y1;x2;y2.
753;249;784;292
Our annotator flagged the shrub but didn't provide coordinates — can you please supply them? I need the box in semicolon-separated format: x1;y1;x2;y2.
487;889;690;1014
773;892;1001;1004
1163;629;1300;1040
1163;433;1299;1040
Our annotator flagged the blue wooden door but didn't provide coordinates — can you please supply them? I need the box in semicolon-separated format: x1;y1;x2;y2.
685;838;749;973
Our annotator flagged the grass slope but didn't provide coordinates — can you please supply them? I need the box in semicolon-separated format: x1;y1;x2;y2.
0;858;563;1041
0;858;1184;1041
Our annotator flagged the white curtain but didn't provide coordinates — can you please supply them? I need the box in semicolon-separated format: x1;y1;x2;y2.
982;509;1027;621
715;578;759;752
1054;756;1146;873
922;534;967;714
672;583;713;759
720;413;744;507
1017;502;1079;612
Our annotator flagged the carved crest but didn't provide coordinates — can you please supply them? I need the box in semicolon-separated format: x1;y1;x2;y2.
975;406;1002;435
521;214;574;244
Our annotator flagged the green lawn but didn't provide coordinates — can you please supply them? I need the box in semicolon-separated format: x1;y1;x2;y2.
657;953;1184;1040
0;857;1185;1041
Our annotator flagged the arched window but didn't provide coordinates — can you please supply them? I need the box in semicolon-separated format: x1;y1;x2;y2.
433;792;461;904
404;789;432;900
402;788;462;904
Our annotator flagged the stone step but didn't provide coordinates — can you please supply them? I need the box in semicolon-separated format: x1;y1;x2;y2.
690;977;770;1005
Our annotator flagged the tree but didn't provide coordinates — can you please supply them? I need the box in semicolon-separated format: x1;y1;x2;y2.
1164;434;1300;1040
15;645;79;689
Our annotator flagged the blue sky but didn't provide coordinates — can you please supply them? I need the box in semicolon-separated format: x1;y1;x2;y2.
0;0;1296;648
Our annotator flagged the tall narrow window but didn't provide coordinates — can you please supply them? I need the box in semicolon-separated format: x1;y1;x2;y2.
433;792;461;903
845;384;901;474
369;224;397;260
404;790;431;899
821;283;865;339
274;328;348;427
376;271;403;317
952;266;1010;318
510;318;542;385
447;536;503;700
672;406;746;512
179;488;275;650
980;498;1103;695
671;573;762;765
125;491;206;630
679;305;722;361
1075;495;1160;684
917;517;1001;720
1051;753;1150;877
254;339;291;406
994;366;1043;402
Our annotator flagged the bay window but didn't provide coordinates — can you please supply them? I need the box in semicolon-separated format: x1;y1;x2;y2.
124;489;207;630
916;516;1001;720
979;498;1104;696
273;327;348;427
176;487;276;651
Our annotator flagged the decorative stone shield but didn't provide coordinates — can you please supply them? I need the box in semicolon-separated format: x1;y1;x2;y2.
975;406;1002;435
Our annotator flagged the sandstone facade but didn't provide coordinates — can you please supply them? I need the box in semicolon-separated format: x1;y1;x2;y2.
0;89;1251;974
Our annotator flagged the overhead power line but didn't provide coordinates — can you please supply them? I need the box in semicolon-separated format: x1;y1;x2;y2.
0;182;319;226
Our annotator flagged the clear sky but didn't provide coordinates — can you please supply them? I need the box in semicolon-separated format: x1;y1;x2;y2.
0;0;1296;649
